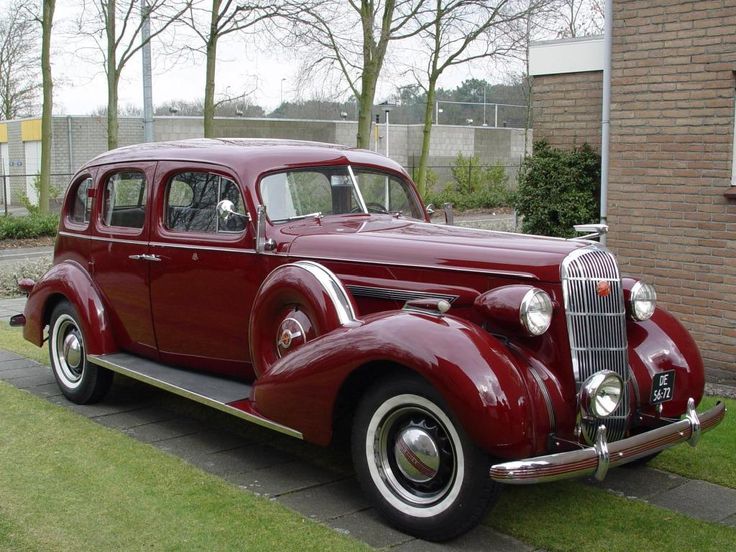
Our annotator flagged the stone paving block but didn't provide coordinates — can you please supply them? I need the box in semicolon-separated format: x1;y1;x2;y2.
648;479;736;523
153;430;248;457
229;460;344;497
94;406;178;430
587;466;687;500
0;365;49;380
10;373;57;389
188;444;295;476
24;382;63;398
0;358;42;371
724;513;736;527
47;395;153;418
0;353;28;365
123;417;206;443
392;525;533;552
278;478;369;521
326;508;413;549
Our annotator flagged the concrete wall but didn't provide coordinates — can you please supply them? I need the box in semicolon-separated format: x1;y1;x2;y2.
0;115;531;205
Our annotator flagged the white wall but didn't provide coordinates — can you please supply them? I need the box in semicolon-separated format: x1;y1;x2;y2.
24;141;41;205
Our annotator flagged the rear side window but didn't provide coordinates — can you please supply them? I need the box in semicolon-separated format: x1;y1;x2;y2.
165;172;246;233
68;177;92;224
101;171;147;229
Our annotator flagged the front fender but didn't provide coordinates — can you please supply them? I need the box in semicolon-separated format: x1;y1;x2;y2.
628;307;705;418
23;261;116;355
253;310;536;457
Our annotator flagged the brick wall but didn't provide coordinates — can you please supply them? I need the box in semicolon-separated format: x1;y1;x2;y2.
606;0;736;380
532;71;603;149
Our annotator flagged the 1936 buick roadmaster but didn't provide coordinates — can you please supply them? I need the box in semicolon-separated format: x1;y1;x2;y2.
13;139;725;540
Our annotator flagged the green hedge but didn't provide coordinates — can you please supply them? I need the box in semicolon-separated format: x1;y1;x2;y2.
0;214;59;240
515;141;601;238
424;154;514;211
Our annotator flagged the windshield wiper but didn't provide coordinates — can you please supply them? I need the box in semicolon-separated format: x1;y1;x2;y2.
272;212;323;223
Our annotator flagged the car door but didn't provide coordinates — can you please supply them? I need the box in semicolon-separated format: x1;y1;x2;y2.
90;162;158;358
148;162;262;380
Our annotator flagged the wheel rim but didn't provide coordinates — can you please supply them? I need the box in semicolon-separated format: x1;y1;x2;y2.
366;394;464;517
51;314;85;389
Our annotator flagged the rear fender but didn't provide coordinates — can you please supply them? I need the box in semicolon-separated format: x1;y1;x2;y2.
253;310;536;457
23;261;116;355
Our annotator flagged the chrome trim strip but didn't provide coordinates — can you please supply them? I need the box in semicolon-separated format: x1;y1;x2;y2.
150;241;256;255
292;260;358;325
528;366;556;434
490;400;726;484
59;231;148;247
347;165;368;214
346;285;458;304
88;354;303;439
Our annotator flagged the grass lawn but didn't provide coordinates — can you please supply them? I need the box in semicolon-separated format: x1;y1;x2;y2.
1;322;733;551
0;380;367;552
650;395;735;489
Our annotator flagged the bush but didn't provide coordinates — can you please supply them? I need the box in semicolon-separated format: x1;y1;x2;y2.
515;140;601;238
0;214;59;240
425;154;514;211
0;257;52;297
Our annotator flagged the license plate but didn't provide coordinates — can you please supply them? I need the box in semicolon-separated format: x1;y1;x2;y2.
650;370;676;404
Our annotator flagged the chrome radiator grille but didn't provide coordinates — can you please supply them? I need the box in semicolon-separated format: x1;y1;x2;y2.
561;245;630;443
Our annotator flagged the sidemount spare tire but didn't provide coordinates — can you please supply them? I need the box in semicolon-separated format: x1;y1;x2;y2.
249;261;358;378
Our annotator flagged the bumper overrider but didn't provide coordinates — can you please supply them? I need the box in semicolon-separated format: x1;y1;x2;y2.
490;398;726;484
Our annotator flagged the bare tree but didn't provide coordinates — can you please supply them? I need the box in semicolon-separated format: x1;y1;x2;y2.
181;0;282;137
0;1;40;119
77;0;189;149
288;0;427;148
38;0;55;214
554;0;603;38
412;1;532;195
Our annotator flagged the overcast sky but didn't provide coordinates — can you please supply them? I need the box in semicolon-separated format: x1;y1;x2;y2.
49;2;508;117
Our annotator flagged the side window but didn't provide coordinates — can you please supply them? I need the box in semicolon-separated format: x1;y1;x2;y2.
165;172;246;234
101;171;147;229
68;177;92;224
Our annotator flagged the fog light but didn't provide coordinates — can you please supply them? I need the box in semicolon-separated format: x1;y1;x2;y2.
580;371;623;418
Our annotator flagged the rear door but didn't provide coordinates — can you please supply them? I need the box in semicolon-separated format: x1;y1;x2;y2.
90;163;158;358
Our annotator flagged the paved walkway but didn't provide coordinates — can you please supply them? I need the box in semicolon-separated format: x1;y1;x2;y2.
0;297;734;550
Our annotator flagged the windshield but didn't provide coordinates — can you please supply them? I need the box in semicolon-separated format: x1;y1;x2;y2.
259;166;423;223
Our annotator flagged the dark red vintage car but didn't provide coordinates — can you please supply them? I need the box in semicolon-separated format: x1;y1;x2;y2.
14;139;725;540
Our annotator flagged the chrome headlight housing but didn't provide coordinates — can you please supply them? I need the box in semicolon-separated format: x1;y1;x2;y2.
520;288;553;336
580;371;623;418
630;281;657;321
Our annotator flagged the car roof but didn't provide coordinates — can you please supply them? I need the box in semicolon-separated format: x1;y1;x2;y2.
82;138;409;179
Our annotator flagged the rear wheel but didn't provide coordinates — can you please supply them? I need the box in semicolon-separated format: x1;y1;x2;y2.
49;301;112;404
352;374;500;541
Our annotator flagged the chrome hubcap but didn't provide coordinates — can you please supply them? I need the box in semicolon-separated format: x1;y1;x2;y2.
394;426;439;483
63;333;82;371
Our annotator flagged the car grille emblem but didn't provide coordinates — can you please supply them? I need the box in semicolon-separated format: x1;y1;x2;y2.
596;280;611;297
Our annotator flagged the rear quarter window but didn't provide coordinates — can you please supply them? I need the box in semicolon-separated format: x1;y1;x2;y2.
68;177;93;225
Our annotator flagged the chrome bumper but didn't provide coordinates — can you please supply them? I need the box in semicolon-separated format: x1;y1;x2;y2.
490;398;726;484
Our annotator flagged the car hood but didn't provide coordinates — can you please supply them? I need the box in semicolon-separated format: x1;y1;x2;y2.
284;216;588;282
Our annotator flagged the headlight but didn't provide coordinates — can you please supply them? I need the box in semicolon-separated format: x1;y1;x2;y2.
580;371;623;418
520;288;553;336
630;281;657;321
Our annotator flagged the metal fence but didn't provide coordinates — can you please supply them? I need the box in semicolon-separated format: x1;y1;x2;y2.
0;172;73;216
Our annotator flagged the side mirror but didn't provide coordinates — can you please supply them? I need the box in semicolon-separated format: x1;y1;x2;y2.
216;199;251;223
255;204;276;253
425;203;435;216
443;202;454;225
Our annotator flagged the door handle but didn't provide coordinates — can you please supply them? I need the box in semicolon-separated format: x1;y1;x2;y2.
129;254;161;262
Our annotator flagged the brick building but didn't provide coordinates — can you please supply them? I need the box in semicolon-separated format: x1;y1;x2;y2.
530;1;736;381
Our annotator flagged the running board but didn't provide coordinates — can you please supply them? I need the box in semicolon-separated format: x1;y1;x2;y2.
88;353;303;439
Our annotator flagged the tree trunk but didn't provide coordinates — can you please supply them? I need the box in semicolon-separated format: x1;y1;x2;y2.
356;64;378;149
415;80;437;198
203;36;218;138
39;0;56;215
106;0;118;150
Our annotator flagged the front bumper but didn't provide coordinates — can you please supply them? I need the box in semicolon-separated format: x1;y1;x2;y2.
490;398;726;484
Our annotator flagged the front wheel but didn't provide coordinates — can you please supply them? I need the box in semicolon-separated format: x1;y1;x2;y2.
49;301;112;404
351;374;500;541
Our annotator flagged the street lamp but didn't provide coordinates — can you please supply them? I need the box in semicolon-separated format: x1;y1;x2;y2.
280;77;286;106
379;101;395;156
